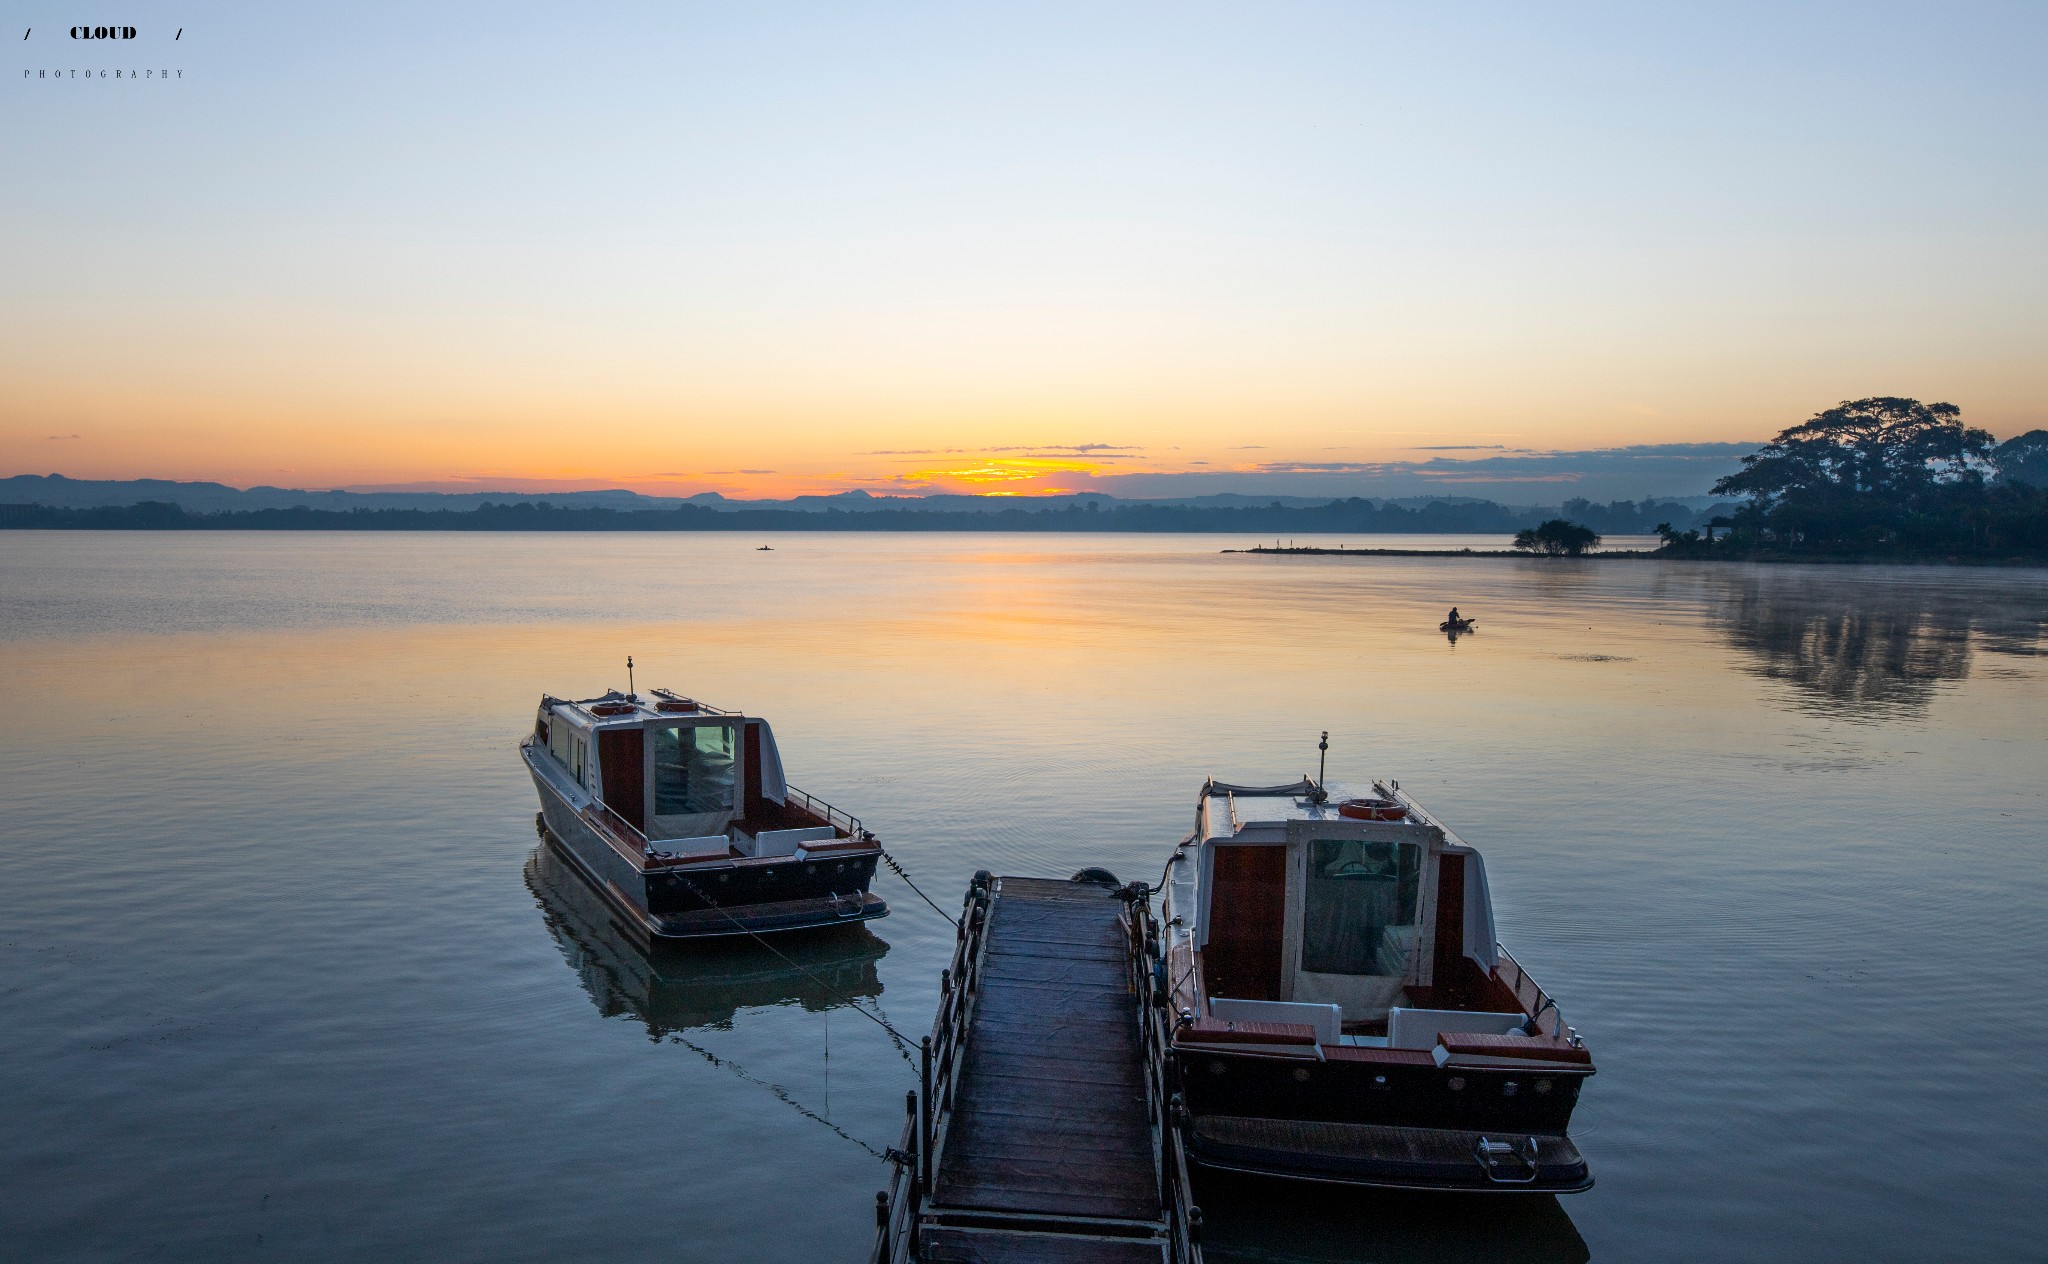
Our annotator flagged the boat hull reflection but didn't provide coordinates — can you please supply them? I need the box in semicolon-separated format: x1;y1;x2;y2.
526;839;889;1038
1195;1173;1589;1264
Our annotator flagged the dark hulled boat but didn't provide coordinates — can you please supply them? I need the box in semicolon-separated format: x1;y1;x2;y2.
521;687;888;938
1160;776;1594;1192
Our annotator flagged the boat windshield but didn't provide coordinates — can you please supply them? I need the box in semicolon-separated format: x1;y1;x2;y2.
649;723;738;838
1300;837;1423;976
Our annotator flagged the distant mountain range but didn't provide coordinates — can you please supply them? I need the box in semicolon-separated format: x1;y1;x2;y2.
0;473;1731;517
0;472;1750;537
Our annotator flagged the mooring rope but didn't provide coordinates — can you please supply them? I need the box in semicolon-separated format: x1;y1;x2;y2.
878;848;961;929
671;872;918;1049
860;996;920;1069
669;1033;886;1159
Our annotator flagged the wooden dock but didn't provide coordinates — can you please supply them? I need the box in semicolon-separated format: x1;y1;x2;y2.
872;874;1202;1264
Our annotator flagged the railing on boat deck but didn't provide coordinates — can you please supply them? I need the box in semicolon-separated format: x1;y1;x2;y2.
782;784;866;840
589;800;649;853
589;787;865;856
868;876;1201;1264
1496;944;1580;1046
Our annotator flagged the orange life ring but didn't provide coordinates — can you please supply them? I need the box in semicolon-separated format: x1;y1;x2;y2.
1338;798;1406;822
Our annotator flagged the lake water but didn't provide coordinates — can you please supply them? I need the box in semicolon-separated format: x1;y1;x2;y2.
2;532;2044;1263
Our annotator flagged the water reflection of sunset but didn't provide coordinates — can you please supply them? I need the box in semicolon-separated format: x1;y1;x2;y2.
8;533;2046;1262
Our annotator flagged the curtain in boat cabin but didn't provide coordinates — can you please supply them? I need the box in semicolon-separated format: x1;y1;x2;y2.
1301;839;1419;976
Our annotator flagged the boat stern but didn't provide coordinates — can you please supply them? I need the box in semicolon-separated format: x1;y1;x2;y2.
1186;1114;1593;1193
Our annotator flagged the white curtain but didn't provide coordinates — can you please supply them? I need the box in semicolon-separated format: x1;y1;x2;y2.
752;719;788;804
1453;847;1499;971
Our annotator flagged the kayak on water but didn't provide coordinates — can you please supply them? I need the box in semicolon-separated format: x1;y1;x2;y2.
1440;618;1477;632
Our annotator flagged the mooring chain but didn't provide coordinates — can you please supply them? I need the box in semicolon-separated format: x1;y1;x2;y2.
877;848;961;929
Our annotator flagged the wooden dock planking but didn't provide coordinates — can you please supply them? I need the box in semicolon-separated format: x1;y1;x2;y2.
919;1227;1169;1263
872;873;1201;1264
932;878;1160;1225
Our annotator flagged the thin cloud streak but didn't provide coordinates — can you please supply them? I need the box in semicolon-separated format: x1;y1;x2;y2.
1085;441;1762;502
863;442;1141;457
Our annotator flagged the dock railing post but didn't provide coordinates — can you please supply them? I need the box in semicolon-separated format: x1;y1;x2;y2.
903;1088;920;1223
919;1036;933;1198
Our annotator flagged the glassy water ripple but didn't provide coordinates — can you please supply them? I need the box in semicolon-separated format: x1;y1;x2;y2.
1;533;2044;1263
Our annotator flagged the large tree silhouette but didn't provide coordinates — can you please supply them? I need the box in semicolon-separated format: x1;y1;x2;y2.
1996;430;2048;488
1710;398;1998;551
1512;519;1601;556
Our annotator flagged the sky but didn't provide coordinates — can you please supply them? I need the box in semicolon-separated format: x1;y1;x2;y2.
3;2;2044;499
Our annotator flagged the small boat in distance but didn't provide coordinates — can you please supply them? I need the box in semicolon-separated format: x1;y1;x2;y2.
522;686;888;939
1159;774;1595;1192
1440;617;1476;633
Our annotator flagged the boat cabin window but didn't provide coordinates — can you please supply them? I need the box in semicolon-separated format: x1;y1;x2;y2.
1300;837;1423;977
649;723;739;839
549;719;590;789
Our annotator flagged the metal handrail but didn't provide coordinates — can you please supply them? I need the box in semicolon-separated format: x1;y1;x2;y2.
783;783;866;839
920;878;989;1196
870;1093;920;1264
589;799;649;852
1495;944;1574;1043
590;785;859;856
1129;897;1204;1264
871;877;988;1263
646;688;736;715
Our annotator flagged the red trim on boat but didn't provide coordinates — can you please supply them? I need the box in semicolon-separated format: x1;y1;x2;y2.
1182;1017;1319;1046
1437;1034;1593;1064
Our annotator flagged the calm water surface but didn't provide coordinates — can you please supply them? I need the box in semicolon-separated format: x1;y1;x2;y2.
2;533;2044;1263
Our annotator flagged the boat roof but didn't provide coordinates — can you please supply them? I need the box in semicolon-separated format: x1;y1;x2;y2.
1199;777;1468;849
544;690;740;731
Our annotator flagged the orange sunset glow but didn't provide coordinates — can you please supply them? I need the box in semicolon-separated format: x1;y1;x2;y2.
3;6;2042;501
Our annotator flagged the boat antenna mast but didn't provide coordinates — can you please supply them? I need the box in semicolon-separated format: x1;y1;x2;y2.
626;655;636;700
1311;731;1330;803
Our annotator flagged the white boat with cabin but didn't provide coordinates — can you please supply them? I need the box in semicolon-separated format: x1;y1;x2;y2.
521;686;888;939
1159;774;1595;1191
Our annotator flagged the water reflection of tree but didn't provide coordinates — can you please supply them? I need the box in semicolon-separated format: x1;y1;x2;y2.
1706;571;2046;718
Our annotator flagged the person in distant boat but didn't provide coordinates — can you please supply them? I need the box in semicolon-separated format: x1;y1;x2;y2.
1446;606;1462;626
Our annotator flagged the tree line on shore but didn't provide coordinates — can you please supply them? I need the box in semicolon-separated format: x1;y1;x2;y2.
1651;399;2047;560
0;492;1714;536
7;397;2041;559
